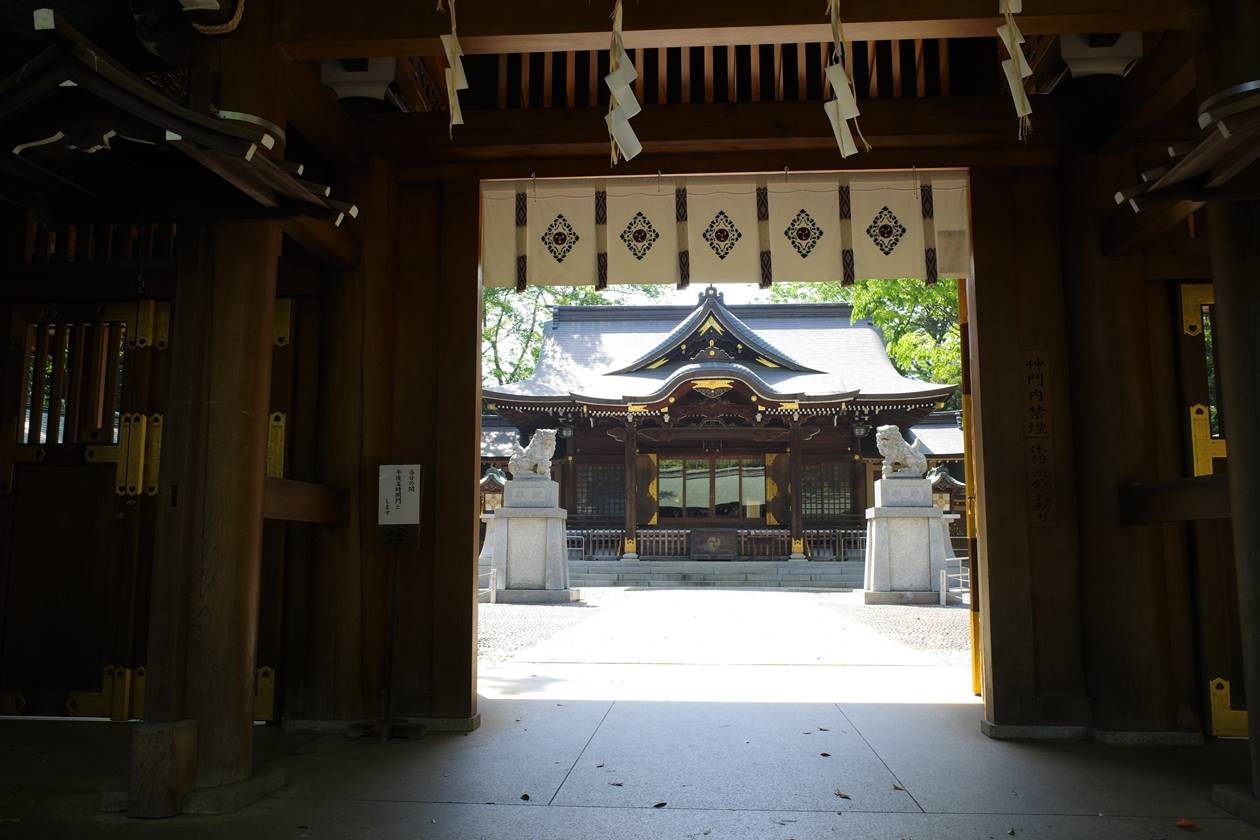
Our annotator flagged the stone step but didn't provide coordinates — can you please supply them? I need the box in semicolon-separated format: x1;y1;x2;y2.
565;559;868;589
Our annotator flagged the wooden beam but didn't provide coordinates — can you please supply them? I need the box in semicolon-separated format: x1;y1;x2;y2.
658;48;667;105
497;53;507;109
892;39;903;96
1119;475;1231;524
542;51;553;107
566;49;576;107
681;45;691;103
358;94;1057;162
1103;196;1203;256
281;214;360;268
287;60;359;170
280;0;1206;60
797;42;808;100
263;477;351;524
752;45;762;101
704;46;714;102
867;40;878;98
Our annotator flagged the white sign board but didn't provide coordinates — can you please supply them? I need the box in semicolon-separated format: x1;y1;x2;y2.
378;464;422;526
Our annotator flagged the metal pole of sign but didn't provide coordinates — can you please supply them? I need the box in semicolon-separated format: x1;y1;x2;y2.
350;464;422;743
380;549;401;743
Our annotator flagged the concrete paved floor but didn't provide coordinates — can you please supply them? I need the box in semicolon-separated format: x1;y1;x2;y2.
2;589;1257;838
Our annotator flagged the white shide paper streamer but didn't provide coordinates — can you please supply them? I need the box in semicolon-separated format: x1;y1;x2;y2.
823;0;870;158
605;0;642;165
998;0;1033;138
438;0;469;138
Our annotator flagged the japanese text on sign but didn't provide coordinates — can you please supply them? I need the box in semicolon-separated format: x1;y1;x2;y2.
378;464;421;525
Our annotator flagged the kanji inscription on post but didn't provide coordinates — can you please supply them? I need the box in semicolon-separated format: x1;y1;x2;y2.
1021;351;1055;526
1022;351;1051;437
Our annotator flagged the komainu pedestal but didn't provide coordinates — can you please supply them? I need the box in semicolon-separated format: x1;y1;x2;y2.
863;425;949;605
492;430;579;604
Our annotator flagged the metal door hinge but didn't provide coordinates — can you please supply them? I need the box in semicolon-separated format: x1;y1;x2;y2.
254;666;275;721
273;298;293;347
266;412;286;478
132;300;170;350
86;413;148;495
1180;285;1213;336
66;666;133;721
1189;404;1227;477
1209;677;1248;737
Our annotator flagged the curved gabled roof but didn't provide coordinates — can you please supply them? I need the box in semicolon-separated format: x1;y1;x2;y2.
569;362;857;405
610;286;817;374
483;296;955;406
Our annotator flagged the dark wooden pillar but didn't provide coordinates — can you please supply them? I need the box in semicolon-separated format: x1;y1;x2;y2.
1206;201;1260;791
184;220;280;788
789;418;805;559
429;179;482;721
623;420;638;557
971;168;1085;733
132;2;286;810
1200;0;1260;797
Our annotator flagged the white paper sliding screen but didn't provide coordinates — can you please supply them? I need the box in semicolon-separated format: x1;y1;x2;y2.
480;171;969;289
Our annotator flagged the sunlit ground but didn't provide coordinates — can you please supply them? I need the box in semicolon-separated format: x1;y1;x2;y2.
478;588;978;704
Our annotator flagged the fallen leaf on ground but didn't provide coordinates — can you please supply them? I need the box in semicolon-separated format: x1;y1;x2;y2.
653;802;667;808
820;752;831;757
818;727;830;731
1175;818;1199;832
596;762;605;768
609;782;624;786
834;790;851;799
520;793;530;801
892;783;906;791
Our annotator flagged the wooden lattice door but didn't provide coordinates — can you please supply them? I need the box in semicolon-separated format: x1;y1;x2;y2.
0;300;169;718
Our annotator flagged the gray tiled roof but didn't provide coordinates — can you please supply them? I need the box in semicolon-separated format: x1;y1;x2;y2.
481;415;519;458
910;412;965;458
485;298;954;404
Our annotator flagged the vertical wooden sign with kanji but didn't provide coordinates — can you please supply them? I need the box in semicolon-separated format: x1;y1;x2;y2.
1021;351;1056;527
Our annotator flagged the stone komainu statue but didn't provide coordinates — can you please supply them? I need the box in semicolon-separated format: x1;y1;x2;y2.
509;429;557;479
875;424;927;478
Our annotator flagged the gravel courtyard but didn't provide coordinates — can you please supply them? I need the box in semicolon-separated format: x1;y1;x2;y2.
479;587;970;666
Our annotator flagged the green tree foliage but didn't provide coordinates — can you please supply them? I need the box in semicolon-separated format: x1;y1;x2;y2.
769;278;962;408
482;284;666;386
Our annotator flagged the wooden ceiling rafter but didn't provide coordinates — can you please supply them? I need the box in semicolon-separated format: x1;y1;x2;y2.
360;95;1057;163
278;0;1206;60
493;36;953;112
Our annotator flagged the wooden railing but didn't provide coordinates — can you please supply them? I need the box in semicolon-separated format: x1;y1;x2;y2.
803;528;867;561
566;527;867;561
637;529;689;558
566;528;625;560
738;529;791;560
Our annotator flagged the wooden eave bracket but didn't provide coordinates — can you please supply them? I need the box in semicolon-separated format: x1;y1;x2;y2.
1105;84;1260;255
12;9;360;228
